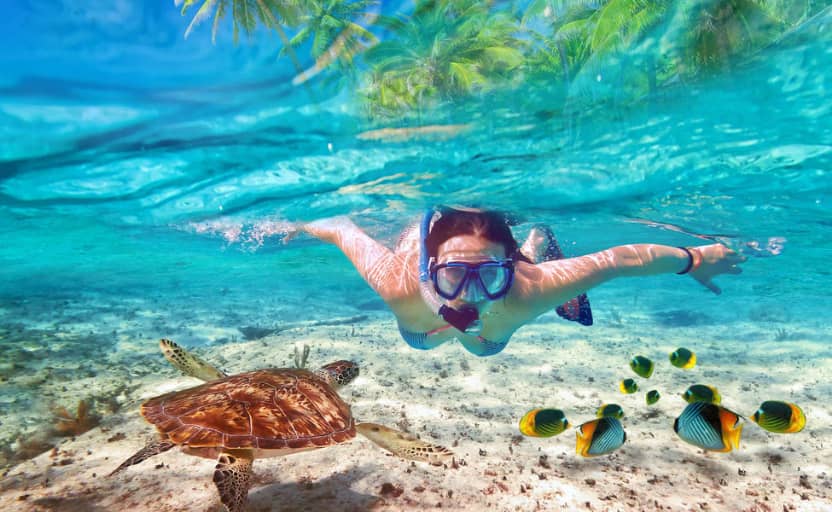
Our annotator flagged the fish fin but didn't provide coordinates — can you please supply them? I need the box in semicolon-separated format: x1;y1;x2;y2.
519;409;539;437
683;353;697;369
787;404;807;433
720;409;743;451
575;429;585;456
726;424;743;451
575;420;597;457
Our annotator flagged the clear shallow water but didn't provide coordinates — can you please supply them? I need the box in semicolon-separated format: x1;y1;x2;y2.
0;0;831;479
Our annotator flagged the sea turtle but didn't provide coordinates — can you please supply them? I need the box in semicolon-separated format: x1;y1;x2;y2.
111;339;453;512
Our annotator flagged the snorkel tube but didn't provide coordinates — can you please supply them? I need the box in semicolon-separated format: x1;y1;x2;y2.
419;208;482;334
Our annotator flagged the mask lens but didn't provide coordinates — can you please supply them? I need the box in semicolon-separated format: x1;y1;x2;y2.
432;261;513;300
435;265;468;298
477;264;511;296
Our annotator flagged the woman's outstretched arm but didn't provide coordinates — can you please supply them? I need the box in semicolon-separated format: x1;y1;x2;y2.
512;243;746;320
301;216;414;301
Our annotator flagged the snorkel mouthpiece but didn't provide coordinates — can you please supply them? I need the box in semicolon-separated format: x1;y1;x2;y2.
438;304;481;334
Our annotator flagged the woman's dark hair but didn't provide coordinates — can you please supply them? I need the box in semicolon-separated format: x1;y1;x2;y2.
425;208;533;263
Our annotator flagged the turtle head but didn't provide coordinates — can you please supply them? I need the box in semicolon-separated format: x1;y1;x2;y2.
315;360;359;388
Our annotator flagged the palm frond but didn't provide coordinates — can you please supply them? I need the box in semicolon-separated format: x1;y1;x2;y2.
183;0;219;39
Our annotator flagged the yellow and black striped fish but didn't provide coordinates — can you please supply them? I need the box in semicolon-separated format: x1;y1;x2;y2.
674;401;743;452
669;347;696;369
596;403;624;419
630;355;654;378
751;401;806;433
682;384;721;404
576;417;626;457
519;408;570;437
619;378;638;394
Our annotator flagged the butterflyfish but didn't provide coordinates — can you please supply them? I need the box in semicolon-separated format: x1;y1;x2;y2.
674;401;743;452
682;384;721;405
576;417;626;457
519;408;570;437
619;378;638;394
646;390;661;405
751;400;806;434
596;403;624;419
630;355;654;378
669;347;696;369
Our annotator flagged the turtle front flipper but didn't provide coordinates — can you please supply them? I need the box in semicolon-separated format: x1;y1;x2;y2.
356;422;453;466
109;439;176;476
213;450;254;512
159;338;227;382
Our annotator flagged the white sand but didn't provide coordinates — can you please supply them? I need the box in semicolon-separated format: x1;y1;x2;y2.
1;313;830;511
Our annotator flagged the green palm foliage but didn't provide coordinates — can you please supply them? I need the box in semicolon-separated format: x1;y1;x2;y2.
362;0;525;116
177;0;301;42
289;0;378;77
676;0;784;73
523;1;669;84
176;0;304;71
172;0;831;118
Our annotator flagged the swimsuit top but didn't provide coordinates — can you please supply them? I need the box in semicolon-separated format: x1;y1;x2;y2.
397;323;509;357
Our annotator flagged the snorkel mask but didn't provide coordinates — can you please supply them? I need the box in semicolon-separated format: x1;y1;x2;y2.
418;207;515;334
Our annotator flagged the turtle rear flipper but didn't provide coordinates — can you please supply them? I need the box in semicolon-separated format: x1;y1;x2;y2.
109;439;175;476
159;339;227;382
356;422;453;466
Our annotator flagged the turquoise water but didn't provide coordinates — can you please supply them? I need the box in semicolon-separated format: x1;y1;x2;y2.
1;0;831;492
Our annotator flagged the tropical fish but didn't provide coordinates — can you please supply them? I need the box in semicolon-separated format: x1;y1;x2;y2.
596;403;624;419
674;401;743;452
682;384;721;404
630;355;654;378
619;378;638;394
519;408;570;437
646;390;661;405
576;417;626;457
669;347;696;369
751;401;806;434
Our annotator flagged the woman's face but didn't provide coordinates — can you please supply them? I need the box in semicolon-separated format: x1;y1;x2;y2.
435;234;508;310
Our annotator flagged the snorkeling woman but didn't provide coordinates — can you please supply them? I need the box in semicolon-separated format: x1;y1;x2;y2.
296;207;745;357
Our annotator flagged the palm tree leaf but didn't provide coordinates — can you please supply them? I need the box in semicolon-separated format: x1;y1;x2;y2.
480;46;524;69
212;0;228;43
290;25;314;47
312;29;332;58
448;61;487;91
184;0;219;40
590;0;633;52
345;21;378;44
179;0;200;14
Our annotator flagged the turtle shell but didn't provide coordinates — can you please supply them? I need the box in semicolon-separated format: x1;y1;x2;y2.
141;369;355;450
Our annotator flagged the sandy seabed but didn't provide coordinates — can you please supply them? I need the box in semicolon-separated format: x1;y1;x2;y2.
1;304;830;512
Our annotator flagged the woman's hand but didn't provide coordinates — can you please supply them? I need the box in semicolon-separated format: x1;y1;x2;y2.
282;216;358;245
688;244;747;294
301;215;354;244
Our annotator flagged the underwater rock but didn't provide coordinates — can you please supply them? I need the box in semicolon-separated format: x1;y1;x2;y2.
238;326;276;340
652;309;712;327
